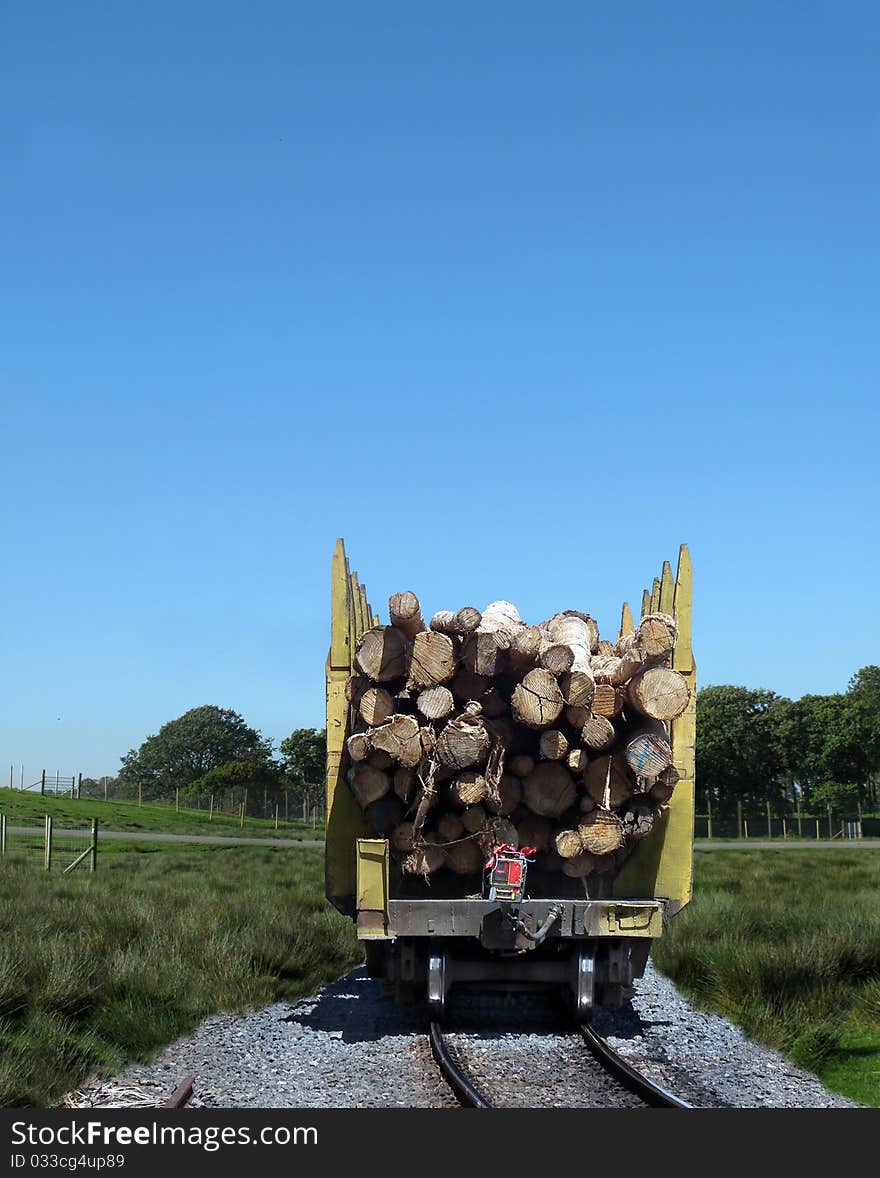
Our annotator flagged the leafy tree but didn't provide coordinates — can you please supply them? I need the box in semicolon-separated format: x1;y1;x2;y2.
696;686;789;816
118;706;273;802
279;728;326;813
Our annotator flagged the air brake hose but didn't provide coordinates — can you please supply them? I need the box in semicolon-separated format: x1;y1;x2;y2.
511;904;563;945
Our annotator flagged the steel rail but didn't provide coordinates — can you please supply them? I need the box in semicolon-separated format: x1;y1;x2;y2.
428;1022;493;1109
579;1023;693;1108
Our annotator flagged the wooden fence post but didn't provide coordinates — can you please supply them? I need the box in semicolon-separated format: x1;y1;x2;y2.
744;818;749;839
209;794;214;822
274;805;279;831
766;800;772;838
0;812;6;857
736;800;743;839
827;804;833;839
44;815;53;871
90;819;98;873
175;788;179;813
77;772;82;799
706;793;713;840
41;769;46;796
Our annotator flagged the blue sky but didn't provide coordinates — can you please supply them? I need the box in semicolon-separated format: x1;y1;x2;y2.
1;2;877;778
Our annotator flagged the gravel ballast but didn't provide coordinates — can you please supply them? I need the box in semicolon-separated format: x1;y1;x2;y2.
97;963;857;1109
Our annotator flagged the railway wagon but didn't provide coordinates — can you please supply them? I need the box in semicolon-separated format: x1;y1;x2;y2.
325;540;695;1015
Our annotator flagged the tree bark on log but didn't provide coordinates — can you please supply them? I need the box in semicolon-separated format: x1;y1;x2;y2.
355;626;407;682
393;766;417;803
345;675;370;704
508;754;536;778
358;686;395;727
445;839;483;875
511;669;564;729
436;704;491;770
369;714;423;767
346;732;371;762
437;812;465;841
451;669;490;701
430;606;483;636
584;754;636;808
389;591;426;639
416;685;455;721
348;764;391;807
461;804;488;833
626;666;690;720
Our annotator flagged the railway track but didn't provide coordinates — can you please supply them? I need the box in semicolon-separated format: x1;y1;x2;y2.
429;1019;693;1109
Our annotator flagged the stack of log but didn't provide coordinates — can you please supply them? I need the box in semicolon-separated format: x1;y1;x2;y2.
344;590;690;882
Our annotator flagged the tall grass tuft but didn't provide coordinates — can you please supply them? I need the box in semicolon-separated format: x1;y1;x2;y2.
0;847;360;1107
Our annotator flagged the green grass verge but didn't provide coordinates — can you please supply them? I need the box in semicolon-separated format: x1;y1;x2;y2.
652;850;880;1106
0;846;359;1107
0;787;323;840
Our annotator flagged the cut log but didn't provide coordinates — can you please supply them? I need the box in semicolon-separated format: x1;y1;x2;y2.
416;685;455;722
477;817;519;856
370;714;423;767
539;730;569;761
402;839;445;875
508;754;536;778
621;801;654;840
450;770;488;807
649;764;680;803
546;613;594;673
578;810;625;854
366;748;394;770
559;670;596;709
580;713;617;752
562;851;601;878
486;773;522;816
516;814;553;852
446;838;483;875
627;666;690;720
507;625;543;671
389;591;426;639
346;732;371;762
461;804;488;834
522;762;577;817
584;754;636;809
355;626;407;682
591;683;624;717
590;652;642;686
481;688;509;718
437;813;465;841
480;600;522;634
436;704;491;770
358;686;395;727
579;795;596;813
365;795;405;835
408;631;457;689
451;669;490;701
393;766;417;803
391;822;415;852
555;828;585;859
349;765;390;807
461;631;508;677
511;669;564;729
631;612;678;659
624;726;674;779
566;704;590;731
567;747;589;774
433;606;483;635
539;643;575;676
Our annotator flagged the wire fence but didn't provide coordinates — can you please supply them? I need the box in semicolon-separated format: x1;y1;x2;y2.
0;813;98;872
695;811;879;840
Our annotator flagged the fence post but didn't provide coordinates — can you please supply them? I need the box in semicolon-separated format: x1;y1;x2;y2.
41;769;46;796
797;811;803;838
239;801;244;829
209;794;214;822
90;819;98;873
175;788;179;813
766;801;772;839
815;817;820;839
706;793;713;840
274;805;279;831
44;815;53;871
782;817;788;840
736;800;743;839
827;804;833;839
857;801;863;839
744;817;749;839
103;777;108;802
77;772;82;800
0;812;6;857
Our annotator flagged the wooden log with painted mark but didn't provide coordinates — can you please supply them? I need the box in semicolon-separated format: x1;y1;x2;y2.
389;591;426;639
626;666;690;720
355;626;407;682
578;810;625;854
511;669;564;729
624;725;674;779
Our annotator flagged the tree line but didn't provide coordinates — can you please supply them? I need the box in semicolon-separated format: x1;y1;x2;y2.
697;666;880;817
80;706;327;818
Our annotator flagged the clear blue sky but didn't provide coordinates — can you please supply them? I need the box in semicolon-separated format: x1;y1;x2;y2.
1;2;877;779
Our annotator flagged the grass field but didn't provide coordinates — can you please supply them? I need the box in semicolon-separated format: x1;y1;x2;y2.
0;788;323;840
652;850;880;1106
0;846;358;1107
